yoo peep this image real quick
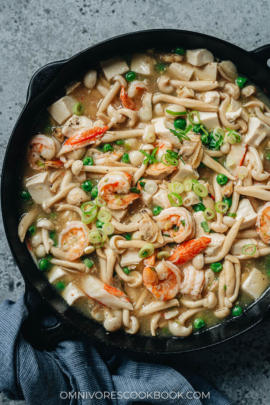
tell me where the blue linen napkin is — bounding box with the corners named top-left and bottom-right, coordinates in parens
top-left (0, 296), bottom-right (232, 405)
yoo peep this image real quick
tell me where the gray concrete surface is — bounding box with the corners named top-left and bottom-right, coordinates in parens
top-left (1, 0), bottom-right (270, 404)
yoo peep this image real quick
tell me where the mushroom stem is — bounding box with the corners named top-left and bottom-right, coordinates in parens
top-left (202, 152), bottom-right (236, 180)
top-left (101, 129), bottom-right (144, 143)
top-left (152, 94), bottom-right (219, 112)
top-left (234, 186), bottom-right (270, 200)
top-left (171, 80), bottom-right (219, 91)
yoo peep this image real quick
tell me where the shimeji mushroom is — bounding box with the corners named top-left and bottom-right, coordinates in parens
top-left (103, 309), bottom-right (122, 332)
top-left (214, 255), bottom-right (241, 318)
top-left (211, 175), bottom-right (228, 233)
top-left (37, 218), bottom-right (55, 254)
top-left (115, 263), bottom-right (142, 288)
top-left (152, 93), bottom-right (219, 112)
top-left (18, 210), bottom-right (37, 242)
top-left (123, 309), bottom-right (140, 335)
top-left (168, 308), bottom-right (204, 337)
top-left (180, 292), bottom-right (217, 309)
top-left (219, 93), bottom-right (240, 130)
top-left (248, 146), bottom-right (269, 181)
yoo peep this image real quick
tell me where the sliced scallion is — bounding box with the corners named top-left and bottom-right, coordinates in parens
top-left (166, 109), bottom-right (187, 116)
top-left (241, 244), bottom-right (256, 256)
top-left (193, 183), bottom-right (208, 197)
top-left (102, 222), bottom-right (114, 235)
top-left (95, 197), bottom-right (106, 207)
top-left (169, 182), bottom-right (184, 194)
top-left (138, 244), bottom-right (155, 259)
top-left (97, 208), bottom-right (111, 223)
top-left (157, 251), bottom-right (170, 260)
top-left (167, 192), bottom-right (183, 207)
top-left (80, 201), bottom-right (96, 214)
top-left (204, 208), bottom-right (215, 220)
top-left (89, 231), bottom-right (102, 244)
top-left (161, 154), bottom-right (178, 166)
top-left (82, 207), bottom-right (97, 224)
top-left (215, 201), bottom-right (229, 213)
top-left (183, 179), bottom-right (193, 191)
top-left (227, 213), bottom-right (237, 218)
top-left (201, 221), bottom-right (210, 233)
top-left (188, 110), bottom-right (200, 125)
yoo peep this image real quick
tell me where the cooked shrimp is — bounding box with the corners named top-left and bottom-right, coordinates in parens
top-left (59, 221), bottom-right (89, 261)
top-left (169, 236), bottom-right (211, 265)
top-left (143, 259), bottom-right (182, 301)
top-left (92, 150), bottom-right (123, 165)
top-left (180, 265), bottom-right (205, 299)
top-left (27, 135), bottom-right (62, 170)
top-left (98, 172), bottom-right (140, 209)
top-left (146, 140), bottom-right (177, 178)
top-left (120, 86), bottom-right (135, 110)
top-left (256, 202), bottom-right (270, 243)
top-left (82, 275), bottom-right (133, 310)
top-left (155, 207), bottom-right (194, 243)
top-left (57, 126), bottom-right (108, 156)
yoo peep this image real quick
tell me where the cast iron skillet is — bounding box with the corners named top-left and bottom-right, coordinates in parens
top-left (2, 29), bottom-right (270, 354)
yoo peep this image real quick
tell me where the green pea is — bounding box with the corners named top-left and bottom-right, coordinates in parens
top-left (82, 157), bottom-right (94, 166)
top-left (21, 190), bottom-right (31, 201)
top-left (223, 197), bottom-right (232, 207)
top-left (235, 77), bottom-right (247, 88)
top-left (216, 174), bottom-right (228, 186)
top-left (155, 63), bottom-right (167, 72)
top-left (139, 181), bottom-right (146, 187)
top-left (38, 258), bottom-right (50, 271)
top-left (201, 134), bottom-right (209, 145)
top-left (81, 180), bottom-right (93, 192)
top-left (122, 267), bottom-right (130, 275)
top-left (193, 203), bottom-right (206, 212)
top-left (91, 186), bottom-right (98, 199)
top-left (83, 258), bottom-right (94, 268)
top-left (124, 234), bottom-right (132, 241)
top-left (153, 206), bottom-right (163, 216)
top-left (210, 262), bottom-right (223, 273)
top-left (232, 305), bottom-right (242, 316)
top-left (122, 153), bottom-right (130, 163)
top-left (174, 118), bottom-right (186, 130)
top-left (115, 139), bottom-right (124, 145)
top-left (73, 102), bottom-right (84, 116)
top-left (28, 225), bottom-right (36, 236)
top-left (56, 281), bottom-right (66, 291)
top-left (96, 220), bottom-right (104, 229)
top-left (194, 318), bottom-right (205, 330)
top-left (175, 47), bottom-right (185, 55)
top-left (125, 71), bottom-right (136, 82)
top-left (103, 143), bottom-right (113, 152)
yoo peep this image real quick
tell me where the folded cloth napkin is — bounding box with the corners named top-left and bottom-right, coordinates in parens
top-left (0, 296), bottom-right (232, 405)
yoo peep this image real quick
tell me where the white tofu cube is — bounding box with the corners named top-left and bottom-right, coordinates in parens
top-left (235, 199), bottom-right (257, 230)
top-left (140, 189), bottom-right (153, 206)
top-left (186, 49), bottom-right (214, 66)
top-left (48, 266), bottom-right (68, 284)
top-left (62, 282), bottom-right (85, 305)
top-left (170, 161), bottom-right (199, 183)
top-left (245, 117), bottom-right (270, 146)
top-left (100, 57), bottom-right (129, 81)
top-left (120, 249), bottom-right (142, 267)
top-left (192, 112), bottom-right (220, 131)
top-left (204, 234), bottom-right (225, 256)
top-left (194, 63), bottom-right (217, 80)
top-left (47, 96), bottom-right (76, 124)
top-left (26, 172), bottom-right (53, 204)
top-left (153, 188), bottom-right (171, 209)
top-left (242, 268), bottom-right (268, 300)
top-left (62, 114), bottom-right (93, 137)
top-left (154, 117), bottom-right (181, 148)
top-left (204, 91), bottom-right (220, 106)
top-left (193, 211), bottom-right (211, 238)
top-left (225, 144), bottom-right (247, 176)
top-left (168, 62), bottom-right (194, 81)
top-left (110, 209), bottom-right (127, 222)
top-left (131, 53), bottom-right (153, 75)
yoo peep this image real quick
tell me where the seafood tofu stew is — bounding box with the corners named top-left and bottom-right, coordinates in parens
top-left (19, 48), bottom-right (270, 337)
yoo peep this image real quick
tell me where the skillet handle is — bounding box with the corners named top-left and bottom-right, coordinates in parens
top-left (22, 281), bottom-right (79, 350)
top-left (251, 44), bottom-right (270, 66)
top-left (26, 60), bottom-right (66, 103)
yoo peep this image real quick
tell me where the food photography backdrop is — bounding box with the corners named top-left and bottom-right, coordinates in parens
top-left (0, 0), bottom-right (270, 404)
